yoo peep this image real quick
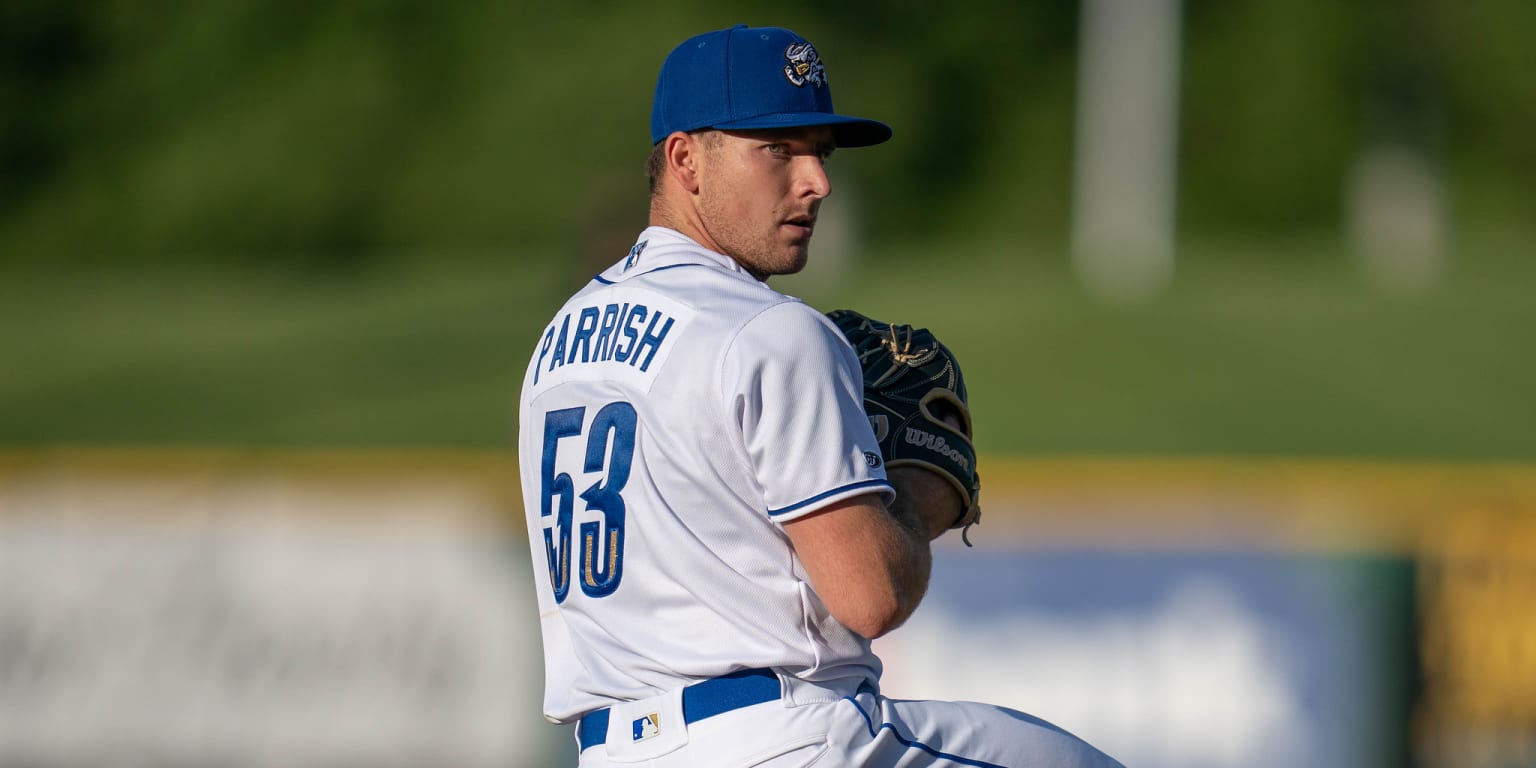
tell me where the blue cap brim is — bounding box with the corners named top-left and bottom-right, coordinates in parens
top-left (710, 113), bottom-right (893, 148)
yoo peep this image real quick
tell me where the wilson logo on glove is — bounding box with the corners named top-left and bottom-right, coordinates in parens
top-left (903, 428), bottom-right (970, 472)
top-left (825, 308), bottom-right (982, 544)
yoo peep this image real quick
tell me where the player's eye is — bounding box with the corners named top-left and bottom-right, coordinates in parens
top-left (765, 143), bottom-right (787, 155)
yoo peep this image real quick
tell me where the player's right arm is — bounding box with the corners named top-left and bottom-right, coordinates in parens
top-left (726, 302), bottom-right (961, 640)
top-left (782, 450), bottom-right (964, 639)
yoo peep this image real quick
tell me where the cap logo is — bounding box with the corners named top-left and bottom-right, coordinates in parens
top-left (782, 42), bottom-right (826, 88)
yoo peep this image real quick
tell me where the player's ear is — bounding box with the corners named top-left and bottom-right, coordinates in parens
top-left (664, 131), bottom-right (702, 194)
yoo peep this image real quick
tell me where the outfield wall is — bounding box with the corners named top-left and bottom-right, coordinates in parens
top-left (1, 451), bottom-right (1531, 767)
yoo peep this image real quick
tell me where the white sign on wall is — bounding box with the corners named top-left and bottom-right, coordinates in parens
top-left (0, 466), bottom-right (557, 767)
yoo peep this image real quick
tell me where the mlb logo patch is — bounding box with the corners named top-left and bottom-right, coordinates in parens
top-left (624, 240), bottom-right (648, 271)
top-left (632, 712), bottom-right (661, 742)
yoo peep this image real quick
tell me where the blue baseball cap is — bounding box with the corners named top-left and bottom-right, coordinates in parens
top-left (650, 25), bottom-right (892, 148)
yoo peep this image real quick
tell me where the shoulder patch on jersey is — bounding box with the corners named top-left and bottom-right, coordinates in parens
top-left (864, 451), bottom-right (882, 469)
top-left (624, 240), bottom-right (648, 271)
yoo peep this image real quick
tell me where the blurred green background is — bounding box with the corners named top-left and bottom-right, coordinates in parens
top-left (2, 0), bottom-right (1533, 457)
top-left (4, 5), bottom-right (1535, 767)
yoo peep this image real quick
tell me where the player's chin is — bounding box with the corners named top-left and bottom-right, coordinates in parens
top-left (775, 242), bottom-right (811, 275)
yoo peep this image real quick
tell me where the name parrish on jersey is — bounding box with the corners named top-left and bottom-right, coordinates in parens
top-left (535, 302), bottom-right (677, 385)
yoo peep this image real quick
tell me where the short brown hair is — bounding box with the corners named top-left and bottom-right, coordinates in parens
top-left (646, 141), bottom-right (666, 195)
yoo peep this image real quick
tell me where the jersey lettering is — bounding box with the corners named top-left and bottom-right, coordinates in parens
top-left (539, 402), bottom-right (638, 603)
top-left (613, 305), bottom-right (646, 363)
top-left (540, 408), bottom-right (584, 603)
top-left (578, 402), bottom-right (636, 597)
top-left (631, 313), bottom-right (675, 371)
top-left (594, 303), bottom-right (623, 361)
top-left (530, 295), bottom-right (692, 392)
top-left (547, 315), bottom-right (571, 375)
top-left (570, 307), bottom-right (602, 364)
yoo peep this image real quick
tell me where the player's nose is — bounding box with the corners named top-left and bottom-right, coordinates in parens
top-left (796, 156), bottom-right (831, 200)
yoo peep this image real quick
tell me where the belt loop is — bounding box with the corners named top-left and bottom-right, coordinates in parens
top-left (578, 708), bottom-right (611, 752)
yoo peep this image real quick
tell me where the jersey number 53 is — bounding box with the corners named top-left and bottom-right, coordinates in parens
top-left (540, 402), bottom-right (637, 603)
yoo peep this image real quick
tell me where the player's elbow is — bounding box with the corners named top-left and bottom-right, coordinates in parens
top-left (782, 494), bottom-right (932, 640)
top-left (819, 537), bottom-right (931, 639)
top-left (856, 608), bottom-right (911, 640)
top-left (830, 587), bottom-right (914, 640)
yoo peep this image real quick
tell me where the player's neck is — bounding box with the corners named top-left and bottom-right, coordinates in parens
top-left (649, 197), bottom-right (727, 262)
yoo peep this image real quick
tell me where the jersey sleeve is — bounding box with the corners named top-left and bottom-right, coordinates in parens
top-left (721, 301), bottom-right (894, 523)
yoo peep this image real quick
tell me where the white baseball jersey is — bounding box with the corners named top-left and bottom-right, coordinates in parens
top-left (517, 226), bottom-right (894, 724)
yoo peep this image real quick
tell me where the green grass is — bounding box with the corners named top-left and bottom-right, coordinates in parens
top-left (0, 257), bottom-right (572, 447)
top-left (780, 233), bottom-right (1535, 460)
top-left (2, 236), bottom-right (1532, 459)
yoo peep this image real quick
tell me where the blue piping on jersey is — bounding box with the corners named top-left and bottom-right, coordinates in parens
top-left (839, 695), bottom-right (1009, 768)
top-left (766, 479), bottom-right (894, 517)
top-left (593, 262), bottom-right (711, 285)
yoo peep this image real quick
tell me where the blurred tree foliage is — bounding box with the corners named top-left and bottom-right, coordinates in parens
top-left (0, 0), bottom-right (1531, 268)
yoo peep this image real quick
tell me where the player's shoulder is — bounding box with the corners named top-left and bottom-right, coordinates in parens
top-left (737, 298), bottom-right (838, 338)
top-left (726, 299), bottom-right (854, 376)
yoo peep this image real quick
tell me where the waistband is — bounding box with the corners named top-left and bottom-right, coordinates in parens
top-left (578, 668), bottom-right (781, 752)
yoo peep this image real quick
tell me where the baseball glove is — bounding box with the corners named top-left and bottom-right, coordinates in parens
top-left (826, 309), bottom-right (981, 543)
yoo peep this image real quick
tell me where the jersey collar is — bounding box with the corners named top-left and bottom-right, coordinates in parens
top-left (596, 227), bottom-right (760, 284)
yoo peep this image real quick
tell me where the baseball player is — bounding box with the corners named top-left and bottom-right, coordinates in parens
top-left (518, 24), bottom-right (1123, 767)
